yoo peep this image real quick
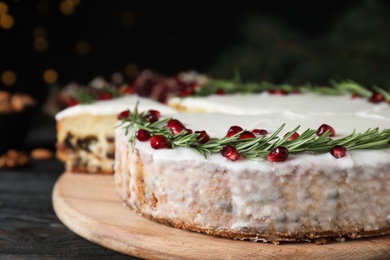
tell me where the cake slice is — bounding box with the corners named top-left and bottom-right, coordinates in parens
top-left (55, 95), bottom-right (176, 173)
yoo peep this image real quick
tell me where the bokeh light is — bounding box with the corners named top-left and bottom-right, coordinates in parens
top-left (34, 37), bottom-right (49, 52)
top-left (75, 40), bottom-right (90, 55)
top-left (43, 69), bottom-right (58, 84)
top-left (60, 1), bottom-right (74, 15)
top-left (0, 1), bottom-right (8, 15)
top-left (33, 27), bottom-right (47, 38)
top-left (121, 12), bottom-right (135, 27)
top-left (0, 13), bottom-right (14, 29)
top-left (1, 70), bottom-right (17, 86)
top-left (124, 64), bottom-right (138, 78)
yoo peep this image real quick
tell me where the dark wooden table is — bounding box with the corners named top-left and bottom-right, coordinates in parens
top-left (0, 159), bottom-right (142, 260)
top-left (0, 112), bottom-right (140, 259)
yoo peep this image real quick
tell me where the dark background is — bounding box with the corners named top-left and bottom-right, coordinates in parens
top-left (1, 0), bottom-right (390, 106)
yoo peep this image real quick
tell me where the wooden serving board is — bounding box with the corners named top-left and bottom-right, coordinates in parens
top-left (52, 172), bottom-right (390, 260)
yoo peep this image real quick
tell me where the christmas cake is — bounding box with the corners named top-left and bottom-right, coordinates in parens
top-left (115, 89), bottom-right (390, 243)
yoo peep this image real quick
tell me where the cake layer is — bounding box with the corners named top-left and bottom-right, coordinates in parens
top-left (115, 93), bottom-right (390, 242)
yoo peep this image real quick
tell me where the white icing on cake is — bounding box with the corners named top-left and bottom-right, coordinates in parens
top-left (169, 92), bottom-right (390, 118)
top-left (55, 95), bottom-right (177, 120)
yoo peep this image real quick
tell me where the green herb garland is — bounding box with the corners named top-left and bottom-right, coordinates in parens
top-left (118, 104), bottom-right (390, 161)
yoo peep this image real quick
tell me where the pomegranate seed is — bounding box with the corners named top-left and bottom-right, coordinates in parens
top-left (215, 89), bottom-right (225, 95)
top-left (284, 131), bottom-right (300, 141)
top-left (179, 88), bottom-right (195, 97)
top-left (267, 146), bottom-right (289, 162)
top-left (183, 128), bottom-right (193, 135)
top-left (122, 86), bottom-right (134, 94)
top-left (136, 129), bottom-right (151, 141)
top-left (66, 98), bottom-right (79, 107)
top-left (351, 93), bottom-right (359, 99)
top-left (179, 83), bottom-right (197, 97)
top-left (239, 131), bottom-right (256, 139)
top-left (167, 119), bottom-right (187, 135)
top-left (226, 125), bottom-right (243, 137)
top-left (144, 111), bottom-right (160, 123)
top-left (148, 109), bottom-right (161, 118)
top-left (167, 119), bottom-right (185, 129)
top-left (221, 145), bottom-right (240, 161)
top-left (251, 129), bottom-right (268, 135)
top-left (268, 89), bottom-right (288, 95)
top-left (369, 92), bottom-right (384, 103)
top-left (195, 130), bottom-right (210, 143)
top-left (330, 145), bottom-right (347, 158)
top-left (316, 124), bottom-right (336, 137)
top-left (150, 135), bottom-right (169, 149)
top-left (117, 110), bottom-right (130, 120)
top-left (98, 92), bottom-right (112, 100)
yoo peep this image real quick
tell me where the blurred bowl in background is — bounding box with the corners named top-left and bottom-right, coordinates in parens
top-left (0, 91), bottom-right (36, 155)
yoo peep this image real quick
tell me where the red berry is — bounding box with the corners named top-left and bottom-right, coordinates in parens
top-left (179, 83), bottom-right (197, 97)
top-left (167, 119), bottom-right (187, 135)
top-left (351, 93), bottom-right (360, 99)
top-left (239, 131), bottom-right (256, 139)
top-left (195, 130), bottom-right (210, 143)
top-left (179, 88), bottom-right (195, 97)
top-left (117, 110), bottom-right (130, 120)
top-left (268, 89), bottom-right (288, 95)
top-left (221, 145), bottom-right (240, 161)
top-left (284, 131), bottom-right (300, 141)
top-left (136, 129), bottom-right (151, 141)
top-left (145, 110), bottom-right (160, 123)
top-left (330, 145), bottom-right (347, 158)
top-left (148, 109), bottom-right (161, 118)
top-left (316, 124), bottom-right (336, 137)
top-left (183, 128), bottom-right (193, 135)
top-left (150, 135), bottom-right (169, 149)
top-left (66, 98), bottom-right (79, 107)
top-left (368, 92), bottom-right (384, 103)
top-left (215, 89), bottom-right (225, 95)
top-left (122, 86), bottom-right (134, 94)
top-left (251, 129), bottom-right (268, 135)
top-left (167, 119), bottom-right (185, 129)
top-left (267, 146), bottom-right (289, 162)
top-left (226, 125), bottom-right (243, 137)
top-left (98, 92), bottom-right (112, 100)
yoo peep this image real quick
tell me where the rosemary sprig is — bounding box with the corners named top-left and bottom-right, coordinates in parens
top-left (121, 108), bottom-right (390, 160)
top-left (75, 85), bottom-right (124, 104)
top-left (193, 75), bottom-right (390, 100)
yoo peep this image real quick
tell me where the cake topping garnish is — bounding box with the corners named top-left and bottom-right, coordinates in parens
top-left (284, 131), bottom-right (300, 141)
top-left (117, 109), bottom-right (130, 120)
top-left (136, 129), bottom-right (151, 141)
top-left (239, 131), bottom-right (256, 139)
top-left (221, 145), bottom-right (240, 161)
top-left (316, 124), bottom-right (336, 137)
top-left (226, 126), bottom-right (243, 138)
top-left (118, 104), bottom-right (390, 162)
top-left (150, 135), bottom-right (169, 149)
top-left (267, 146), bottom-right (289, 162)
top-left (195, 130), bottom-right (210, 144)
top-left (251, 129), bottom-right (268, 135)
top-left (330, 145), bottom-right (347, 159)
